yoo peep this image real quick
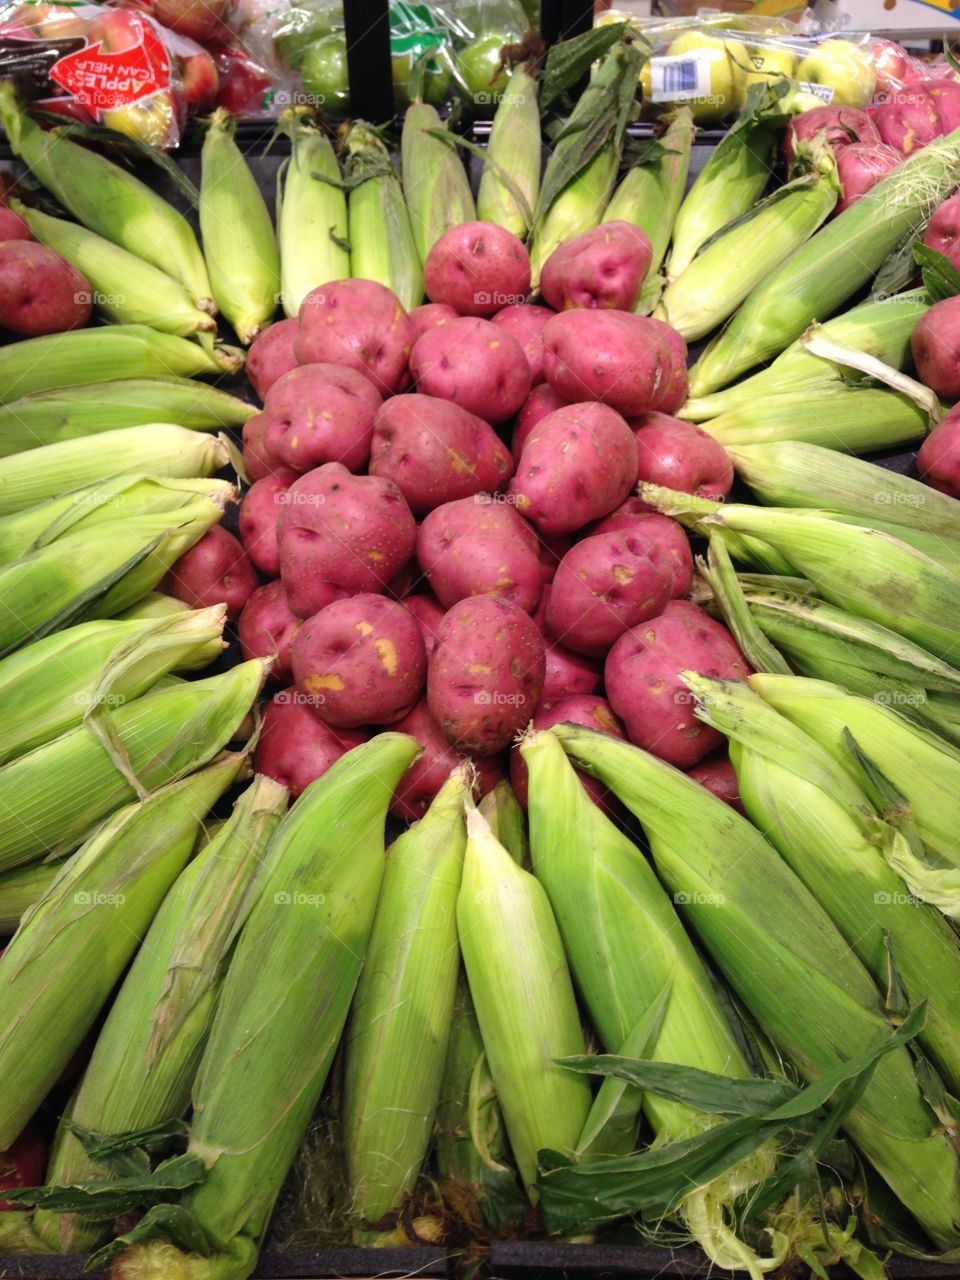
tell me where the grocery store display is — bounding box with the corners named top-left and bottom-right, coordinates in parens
top-left (3, 17), bottom-right (960, 1280)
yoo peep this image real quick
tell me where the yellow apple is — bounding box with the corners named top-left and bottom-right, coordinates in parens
top-left (640, 32), bottom-right (747, 121)
top-left (742, 43), bottom-right (798, 91)
top-left (796, 39), bottom-right (876, 109)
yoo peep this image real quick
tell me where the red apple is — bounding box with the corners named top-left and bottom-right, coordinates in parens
top-left (153, 0), bottom-right (227, 42)
top-left (213, 41), bottom-right (273, 115)
top-left (181, 49), bottom-right (219, 108)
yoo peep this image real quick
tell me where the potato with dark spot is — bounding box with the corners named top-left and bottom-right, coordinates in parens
top-left (591, 504), bottom-right (693, 599)
top-left (417, 495), bottom-right (543, 613)
top-left (410, 316), bottom-right (531, 424)
top-left (540, 221), bottom-right (652, 312)
top-left (262, 363), bottom-right (382, 474)
top-left (295, 279), bottom-right (414, 395)
top-left (389, 697), bottom-right (502, 822)
top-left (291, 593), bottom-right (427, 728)
top-left (238, 580), bottom-right (301, 682)
top-left (247, 317), bottom-right (299, 401)
top-left (254, 689), bottom-right (368, 797)
top-left (509, 693), bottom-right (624, 808)
top-left (423, 221), bottom-right (531, 317)
top-left (238, 467), bottom-right (298, 577)
top-left (428, 596), bottom-right (545, 754)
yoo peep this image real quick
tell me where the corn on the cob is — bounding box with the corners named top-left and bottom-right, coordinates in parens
top-left (478, 778), bottom-right (528, 866)
top-left (12, 202), bottom-right (215, 338)
top-left (603, 109), bottom-right (695, 314)
top-left (699, 386), bottom-right (928, 451)
top-left (108, 735), bottom-right (419, 1279)
top-left (118, 594), bottom-right (225, 670)
top-left (0, 379), bottom-right (254, 455)
top-left (0, 752), bottom-right (243, 1149)
top-left (278, 114), bottom-right (349, 318)
top-left (0, 425), bottom-right (228, 517)
top-left (0, 861), bottom-right (58, 934)
top-left (523, 730), bottom-right (785, 1273)
top-left (344, 766), bottom-right (469, 1238)
top-left (477, 67), bottom-right (541, 242)
top-left (401, 104), bottom-right (477, 264)
top-left (681, 290), bottom-right (930, 421)
top-left (0, 86), bottom-right (211, 310)
top-left (530, 143), bottom-right (619, 288)
top-left (687, 673), bottom-right (960, 1095)
top-left (666, 120), bottom-right (776, 281)
top-left (0, 606), bottom-right (226, 766)
top-left (689, 126), bottom-right (960, 397)
top-left (200, 111), bottom-right (280, 344)
top-left (344, 123), bottom-right (423, 312)
top-left (0, 659), bottom-right (265, 874)
top-left (552, 722), bottom-right (960, 1250)
top-left (457, 803), bottom-right (591, 1200)
top-left (32, 774), bottom-right (287, 1253)
top-left (0, 327), bottom-right (242, 404)
top-left (0, 476), bottom-right (235, 566)
top-left (657, 166), bottom-right (838, 342)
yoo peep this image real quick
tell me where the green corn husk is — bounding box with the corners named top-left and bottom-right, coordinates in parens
top-left (457, 803), bottom-right (591, 1200)
top-left (401, 103), bottom-right (476, 264)
top-left (0, 327), bottom-right (243, 404)
top-left (0, 86), bottom-right (211, 310)
top-left (687, 674), bottom-right (960, 1096)
top-left (0, 500), bottom-right (225, 656)
top-left (344, 123), bottom-right (423, 312)
top-left (0, 752), bottom-right (243, 1149)
top-left (0, 379), bottom-right (254, 455)
top-left (32, 774), bottom-right (288, 1254)
top-left (666, 120), bottom-right (777, 281)
top-left (688, 126), bottom-right (960, 397)
top-left (0, 425), bottom-right (228, 517)
top-left (12, 202), bottom-right (215, 338)
top-left (478, 778), bottom-right (528, 867)
top-left (523, 730), bottom-right (788, 1274)
top-left (0, 605), bottom-right (226, 766)
top-left (434, 974), bottom-right (504, 1188)
top-left (0, 476), bottom-right (235, 565)
top-left (656, 164), bottom-right (838, 342)
top-left (201, 111), bottom-right (280, 345)
top-left (0, 861), bottom-right (59, 934)
top-left (476, 66), bottom-right (541, 241)
top-left (278, 114), bottom-right (349, 318)
top-left (530, 141), bottom-right (618, 292)
top-left (343, 766), bottom-right (469, 1239)
top-left (108, 735), bottom-right (420, 1280)
top-left (553, 723), bottom-right (960, 1251)
top-left (681, 290), bottom-right (930, 421)
top-left (118, 594), bottom-right (225, 670)
top-left (603, 108), bottom-right (695, 314)
top-left (699, 386), bottom-right (928, 451)
top-left (0, 659), bottom-right (265, 874)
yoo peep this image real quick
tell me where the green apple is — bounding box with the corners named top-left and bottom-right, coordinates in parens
top-left (392, 49), bottom-right (451, 108)
top-left (797, 39), bottom-right (876, 109)
top-left (640, 32), bottom-right (747, 121)
top-left (456, 31), bottom-right (512, 108)
top-left (301, 33), bottom-right (350, 113)
top-left (742, 43), bottom-right (798, 91)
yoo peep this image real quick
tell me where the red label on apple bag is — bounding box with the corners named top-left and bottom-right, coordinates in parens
top-left (49, 13), bottom-right (169, 110)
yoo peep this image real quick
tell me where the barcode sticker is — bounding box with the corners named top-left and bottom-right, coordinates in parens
top-left (648, 51), bottom-right (715, 102)
top-left (798, 80), bottom-right (835, 103)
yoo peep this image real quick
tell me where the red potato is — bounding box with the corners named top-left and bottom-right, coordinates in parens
top-left (545, 529), bottom-right (673, 657)
top-left (688, 751), bottom-right (744, 815)
top-left (539, 221), bottom-right (653, 313)
top-left (162, 526), bottom-right (257, 621)
top-left (262, 363), bottom-right (382, 474)
top-left (254, 689), bottom-right (368, 798)
top-left (276, 463), bottom-right (417, 618)
top-left (408, 302), bottom-right (458, 341)
top-left (542, 310), bottom-right (688, 417)
top-left (368, 393), bottom-right (513, 514)
top-left (835, 143), bottom-right (901, 213)
top-left (632, 412), bottom-right (734, 501)
top-left (491, 303), bottom-right (553, 384)
top-left (922, 78), bottom-right (960, 132)
top-left (924, 193), bottom-right (960, 271)
top-left (512, 384), bottom-right (569, 462)
top-left (591, 504), bottom-right (693, 599)
top-left (917, 408), bottom-right (960, 497)
top-left (402, 593), bottom-right (446, 658)
top-left (534, 584), bottom-right (603, 701)
top-left (509, 694), bottom-right (624, 810)
top-left (291, 593), bottom-right (427, 728)
top-left (0, 1123), bottom-right (46, 1210)
top-left (247, 316), bottom-right (299, 401)
top-left (536, 532), bottom-right (573, 586)
top-left (409, 317), bottom-right (531, 425)
top-left (912, 296), bottom-right (960, 398)
top-left (0, 207), bottom-right (30, 242)
top-left (242, 413), bottom-right (284, 482)
top-left (508, 401), bottom-right (638, 536)
top-left (0, 241), bottom-right (91, 336)
top-left (604, 600), bottom-right (751, 769)
top-left (428, 596), bottom-right (545, 755)
top-left (423, 220), bottom-right (531, 317)
top-left (784, 105), bottom-right (880, 162)
top-left (389, 697), bottom-right (502, 822)
top-left (238, 468), bottom-right (299, 577)
top-left (237, 579), bottom-right (301, 683)
top-left (295, 279), bottom-right (414, 396)
top-left (417, 496), bottom-right (543, 614)
top-left (874, 94), bottom-right (940, 154)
